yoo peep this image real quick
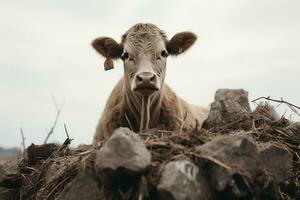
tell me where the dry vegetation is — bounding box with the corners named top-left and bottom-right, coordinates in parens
top-left (0, 93), bottom-right (299, 200)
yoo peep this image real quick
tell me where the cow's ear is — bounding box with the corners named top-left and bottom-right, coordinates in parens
top-left (166, 32), bottom-right (197, 56)
top-left (91, 37), bottom-right (123, 59)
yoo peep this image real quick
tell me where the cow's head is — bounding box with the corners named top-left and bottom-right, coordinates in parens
top-left (92, 23), bottom-right (197, 97)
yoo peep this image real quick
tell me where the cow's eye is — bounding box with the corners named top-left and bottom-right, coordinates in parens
top-left (161, 50), bottom-right (169, 58)
top-left (121, 52), bottom-right (129, 61)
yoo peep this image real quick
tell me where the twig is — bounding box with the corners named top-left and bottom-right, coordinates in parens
top-left (252, 119), bottom-right (257, 132)
top-left (51, 94), bottom-right (59, 112)
top-left (20, 128), bottom-right (26, 158)
top-left (61, 123), bottom-right (73, 148)
top-left (138, 193), bottom-right (143, 200)
top-left (252, 96), bottom-right (300, 114)
top-left (64, 123), bottom-right (70, 139)
top-left (45, 176), bottom-right (70, 199)
top-left (44, 96), bottom-right (64, 144)
top-left (138, 175), bottom-right (147, 200)
top-left (295, 152), bottom-right (300, 161)
top-left (194, 119), bottom-right (200, 131)
top-left (125, 112), bottom-right (133, 131)
top-left (179, 111), bottom-right (188, 133)
top-left (196, 154), bottom-right (232, 170)
top-left (287, 103), bottom-right (300, 117)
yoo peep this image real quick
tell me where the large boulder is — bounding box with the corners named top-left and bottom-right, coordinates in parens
top-left (196, 135), bottom-right (259, 194)
top-left (203, 89), bottom-right (251, 131)
top-left (94, 127), bottom-right (151, 187)
top-left (196, 134), bottom-right (293, 199)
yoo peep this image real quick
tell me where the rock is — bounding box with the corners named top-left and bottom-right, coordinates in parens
top-left (157, 160), bottom-right (213, 200)
top-left (94, 127), bottom-right (151, 186)
top-left (0, 159), bottom-right (20, 199)
top-left (196, 135), bottom-right (259, 193)
top-left (195, 134), bottom-right (293, 198)
top-left (203, 89), bottom-right (251, 130)
top-left (215, 89), bottom-right (251, 111)
top-left (57, 172), bottom-right (104, 200)
top-left (26, 143), bottom-right (59, 165)
top-left (0, 159), bottom-right (20, 189)
top-left (260, 143), bottom-right (293, 184)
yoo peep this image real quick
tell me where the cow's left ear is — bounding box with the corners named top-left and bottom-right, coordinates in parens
top-left (166, 32), bottom-right (197, 56)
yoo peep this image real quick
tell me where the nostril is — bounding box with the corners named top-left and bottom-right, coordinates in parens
top-left (137, 75), bottom-right (143, 82)
top-left (150, 75), bottom-right (156, 82)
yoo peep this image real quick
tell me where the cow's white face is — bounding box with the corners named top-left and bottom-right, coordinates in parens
top-left (122, 39), bottom-right (168, 96)
top-left (92, 23), bottom-right (197, 98)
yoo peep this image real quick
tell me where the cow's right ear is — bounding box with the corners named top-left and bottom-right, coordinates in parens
top-left (91, 37), bottom-right (123, 59)
top-left (92, 37), bottom-right (123, 70)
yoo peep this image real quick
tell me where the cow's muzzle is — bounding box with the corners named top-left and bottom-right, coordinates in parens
top-left (133, 72), bottom-right (159, 96)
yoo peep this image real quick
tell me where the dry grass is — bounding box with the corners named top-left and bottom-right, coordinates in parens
top-left (1, 104), bottom-right (299, 199)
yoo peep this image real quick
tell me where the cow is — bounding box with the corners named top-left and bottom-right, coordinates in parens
top-left (91, 23), bottom-right (208, 145)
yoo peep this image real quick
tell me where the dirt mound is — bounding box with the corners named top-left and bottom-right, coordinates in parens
top-left (0, 89), bottom-right (299, 200)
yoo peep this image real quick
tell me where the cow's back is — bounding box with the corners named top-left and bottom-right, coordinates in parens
top-left (160, 85), bottom-right (209, 131)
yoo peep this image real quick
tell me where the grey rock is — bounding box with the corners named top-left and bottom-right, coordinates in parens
top-left (0, 159), bottom-right (19, 181)
top-left (260, 143), bottom-right (293, 184)
top-left (0, 159), bottom-right (20, 199)
top-left (203, 89), bottom-right (251, 130)
top-left (157, 160), bottom-right (212, 200)
top-left (214, 89), bottom-right (251, 111)
top-left (94, 127), bottom-right (151, 186)
top-left (195, 134), bottom-right (293, 198)
top-left (196, 135), bottom-right (259, 192)
top-left (57, 172), bottom-right (104, 200)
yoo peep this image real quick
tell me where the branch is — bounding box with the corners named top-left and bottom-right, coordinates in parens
top-left (61, 123), bottom-right (73, 148)
top-left (64, 123), bottom-right (70, 139)
top-left (44, 96), bottom-right (64, 144)
top-left (20, 128), bottom-right (26, 158)
top-left (252, 96), bottom-right (300, 117)
top-left (179, 111), bottom-right (188, 133)
top-left (51, 94), bottom-right (59, 112)
top-left (125, 112), bottom-right (133, 131)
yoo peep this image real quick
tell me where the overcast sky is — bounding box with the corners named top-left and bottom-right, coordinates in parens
top-left (1, 0), bottom-right (299, 148)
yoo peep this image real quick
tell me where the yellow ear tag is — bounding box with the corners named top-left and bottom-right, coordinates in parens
top-left (104, 58), bottom-right (114, 71)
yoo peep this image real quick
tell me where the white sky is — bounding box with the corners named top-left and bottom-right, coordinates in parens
top-left (0, 0), bottom-right (299, 148)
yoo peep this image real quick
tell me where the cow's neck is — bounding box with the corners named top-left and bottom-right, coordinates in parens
top-left (124, 83), bottom-right (162, 132)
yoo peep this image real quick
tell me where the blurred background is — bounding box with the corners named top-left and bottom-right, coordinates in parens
top-left (0, 0), bottom-right (299, 150)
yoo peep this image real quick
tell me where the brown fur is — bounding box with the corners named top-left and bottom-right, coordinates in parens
top-left (93, 78), bottom-right (208, 144)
